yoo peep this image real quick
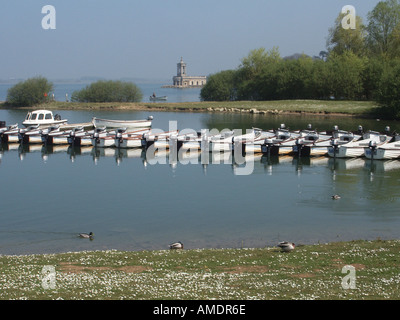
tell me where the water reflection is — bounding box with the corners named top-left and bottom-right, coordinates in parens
top-left (4, 142), bottom-right (400, 178)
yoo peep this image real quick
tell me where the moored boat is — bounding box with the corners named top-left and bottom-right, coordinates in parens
top-left (114, 128), bottom-right (150, 149)
top-left (92, 116), bottom-right (153, 129)
top-left (328, 130), bottom-right (391, 158)
top-left (22, 110), bottom-right (68, 127)
top-left (365, 136), bottom-right (400, 160)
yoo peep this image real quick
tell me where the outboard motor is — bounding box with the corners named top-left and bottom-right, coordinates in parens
top-left (294, 138), bottom-right (305, 157)
top-left (368, 140), bottom-right (377, 160)
top-left (261, 138), bottom-right (274, 156)
top-left (115, 128), bottom-right (126, 148)
top-left (330, 138), bottom-right (340, 158)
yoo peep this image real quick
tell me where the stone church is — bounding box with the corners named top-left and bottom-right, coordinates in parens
top-left (171, 57), bottom-right (207, 88)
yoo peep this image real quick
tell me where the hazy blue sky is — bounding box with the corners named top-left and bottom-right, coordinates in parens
top-left (0, 0), bottom-right (380, 82)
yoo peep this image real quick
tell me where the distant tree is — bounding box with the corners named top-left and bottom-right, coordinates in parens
top-left (361, 57), bottom-right (385, 100)
top-left (71, 80), bottom-right (143, 103)
top-left (6, 76), bottom-right (53, 107)
top-left (375, 58), bottom-right (400, 118)
top-left (310, 59), bottom-right (331, 99)
top-left (366, 0), bottom-right (400, 57)
top-left (275, 55), bottom-right (314, 99)
top-left (325, 51), bottom-right (367, 100)
top-left (235, 47), bottom-right (281, 100)
top-left (200, 70), bottom-right (236, 101)
top-left (327, 12), bottom-right (367, 56)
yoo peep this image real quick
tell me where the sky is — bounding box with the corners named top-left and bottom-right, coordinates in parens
top-left (0, 0), bottom-right (381, 82)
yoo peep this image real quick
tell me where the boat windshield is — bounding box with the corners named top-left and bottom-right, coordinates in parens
top-left (30, 113), bottom-right (37, 120)
top-left (25, 113), bottom-right (31, 120)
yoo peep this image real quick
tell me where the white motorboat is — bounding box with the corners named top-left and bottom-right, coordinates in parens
top-left (20, 125), bottom-right (61, 144)
top-left (91, 127), bottom-right (116, 148)
top-left (143, 130), bottom-right (179, 149)
top-left (1, 125), bottom-right (22, 143)
top-left (207, 130), bottom-right (235, 152)
top-left (67, 127), bottom-right (93, 146)
top-left (92, 116), bottom-right (153, 129)
top-left (0, 123), bottom-right (18, 137)
top-left (328, 131), bottom-right (391, 158)
top-left (43, 129), bottom-right (72, 145)
top-left (291, 129), bottom-right (332, 156)
top-left (261, 126), bottom-right (299, 156)
top-left (114, 128), bottom-right (150, 149)
top-left (365, 137), bottom-right (400, 160)
top-left (176, 132), bottom-right (202, 151)
top-left (22, 110), bottom-right (68, 127)
top-left (207, 129), bottom-right (269, 153)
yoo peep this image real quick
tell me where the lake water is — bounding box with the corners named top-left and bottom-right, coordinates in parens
top-left (1, 109), bottom-right (400, 255)
top-left (0, 82), bottom-right (202, 103)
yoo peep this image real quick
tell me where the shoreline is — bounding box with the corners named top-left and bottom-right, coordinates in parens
top-left (0, 99), bottom-right (381, 119)
top-left (0, 239), bottom-right (399, 299)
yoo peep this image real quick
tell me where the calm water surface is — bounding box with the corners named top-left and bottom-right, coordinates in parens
top-left (1, 109), bottom-right (400, 255)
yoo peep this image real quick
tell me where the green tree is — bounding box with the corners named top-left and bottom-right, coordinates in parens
top-left (235, 47), bottom-right (281, 100)
top-left (310, 59), bottom-right (331, 99)
top-left (6, 76), bottom-right (53, 107)
top-left (71, 80), bottom-right (143, 103)
top-left (366, 0), bottom-right (400, 57)
top-left (361, 57), bottom-right (385, 100)
top-left (327, 12), bottom-right (366, 56)
top-left (325, 51), bottom-right (367, 100)
top-left (375, 58), bottom-right (400, 118)
top-left (200, 70), bottom-right (236, 101)
top-left (275, 55), bottom-right (314, 99)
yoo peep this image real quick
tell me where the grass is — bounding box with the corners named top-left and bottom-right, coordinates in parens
top-left (0, 100), bottom-right (380, 117)
top-left (1, 239), bottom-right (399, 300)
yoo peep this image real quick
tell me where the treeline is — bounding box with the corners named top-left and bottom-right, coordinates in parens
top-left (200, 0), bottom-right (400, 119)
top-left (71, 80), bottom-right (143, 103)
top-left (5, 78), bottom-right (143, 107)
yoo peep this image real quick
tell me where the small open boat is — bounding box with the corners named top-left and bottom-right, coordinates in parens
top-left (92, 116), bottom-right (153, 129)
top-left (114, 128), bottom-right (150, 149)
top-left (149, 95), bottom-right (167, 101)
top-left (328, 130), bottom-right (391, 158)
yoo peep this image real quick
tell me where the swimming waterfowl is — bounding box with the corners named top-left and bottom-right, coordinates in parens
top-left (277, 241), bottom-right (295, 252)
top-left (79, 232), bottom-right (94, 239)
top-left (169, 241), bottom-right (184, 250)
top-left (332, 195), bottom-right (341, 200)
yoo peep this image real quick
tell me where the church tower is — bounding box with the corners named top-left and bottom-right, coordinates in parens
top-left (169, 57), bottom-right (207, 88)
top-left (177, 57), bottom-right (186, 77)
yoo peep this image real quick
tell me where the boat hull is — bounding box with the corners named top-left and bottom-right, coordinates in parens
top-left (92, 117), bottom-right (152, 129)
top-left (365, 147), bottom-right (400, 160)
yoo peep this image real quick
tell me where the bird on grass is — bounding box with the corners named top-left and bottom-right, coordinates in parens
top-left (169, 241), bottom-right (184, 250)
top-left (332, 194), bottom-right (341, 200)
top-left (277, 241), bottom-right (295, 252)
top-left (79, 232), bottom-right (94, 240)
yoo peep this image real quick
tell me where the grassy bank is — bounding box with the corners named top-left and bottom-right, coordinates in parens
top-left (0, 100), bottom-right (380, 117)
top-left (1, 239), bottom-right (399, 300)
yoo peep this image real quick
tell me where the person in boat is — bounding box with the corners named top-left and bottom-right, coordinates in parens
top-left (152, 92), bottom-right (156, 98)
